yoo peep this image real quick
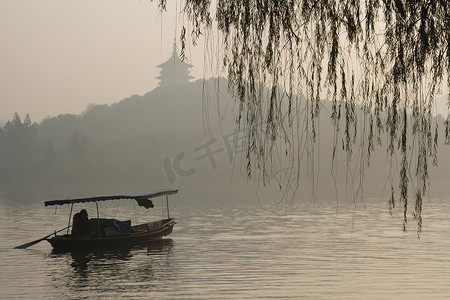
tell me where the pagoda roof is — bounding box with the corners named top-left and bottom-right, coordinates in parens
top-left (156, 42), bottom-right (194, 86)
top-left (157, 43), bottom-right (193, 69)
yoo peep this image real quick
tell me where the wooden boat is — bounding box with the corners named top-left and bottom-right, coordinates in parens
top-left (41, 189), bottom-right (178, 252)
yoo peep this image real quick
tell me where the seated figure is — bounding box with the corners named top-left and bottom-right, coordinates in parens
top-left (72, 209), bottom-right (90, 236)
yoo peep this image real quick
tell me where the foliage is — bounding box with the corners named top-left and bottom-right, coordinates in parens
top-left (0, 81), bottom-right (220, 183)
top-left (0, 113), bottom-right (38, 179)
top-left (157, 0), bottom-right (449, 232)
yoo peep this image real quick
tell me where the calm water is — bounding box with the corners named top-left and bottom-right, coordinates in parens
top-left (1, 181), bottom-right (450, 299)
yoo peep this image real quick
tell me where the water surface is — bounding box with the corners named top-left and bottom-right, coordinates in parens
top-left (1, 182), bottom-right (450, 299)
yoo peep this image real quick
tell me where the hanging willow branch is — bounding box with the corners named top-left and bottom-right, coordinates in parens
top-left (155, 0), bottom-right (449, 233)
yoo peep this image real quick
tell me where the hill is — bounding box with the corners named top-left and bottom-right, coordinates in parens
top-left (1, 44), bottom-right (449, 202)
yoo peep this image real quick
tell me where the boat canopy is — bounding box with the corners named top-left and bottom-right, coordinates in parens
top-left (44, 189), bottom-right (178, 209)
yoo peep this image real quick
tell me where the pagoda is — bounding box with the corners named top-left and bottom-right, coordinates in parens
top-left (156, 42), bottom-right (194, 88)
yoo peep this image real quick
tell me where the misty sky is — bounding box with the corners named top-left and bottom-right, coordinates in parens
top-left (0, 0), bottom-right (205, 123)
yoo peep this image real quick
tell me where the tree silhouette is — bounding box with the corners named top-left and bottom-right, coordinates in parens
top-left (24, 113), bottom-right (32, 127)
top-left (11, 113), bottom-right (22, 128)
top-left (157, 0), bottom-right (449, 232)
top-left (0, 113), bottom-right (38, 179)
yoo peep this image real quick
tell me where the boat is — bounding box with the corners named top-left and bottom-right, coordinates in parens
top-left (30, 189), bottom-right (178, 252)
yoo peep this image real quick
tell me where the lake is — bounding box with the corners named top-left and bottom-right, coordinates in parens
top-left (1, 181), bottom-right (450, 299)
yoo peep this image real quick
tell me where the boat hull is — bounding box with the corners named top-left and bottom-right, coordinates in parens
top-left (47, 218), bottom-right (175, 251)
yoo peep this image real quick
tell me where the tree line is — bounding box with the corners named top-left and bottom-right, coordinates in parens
top-left (0, 112), bottom-right (95, 181)
top-left (0, 80), bottom-right (227, 183)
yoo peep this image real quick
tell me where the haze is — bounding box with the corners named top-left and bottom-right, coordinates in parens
top-left (0, 0), bottom-right (205, 124)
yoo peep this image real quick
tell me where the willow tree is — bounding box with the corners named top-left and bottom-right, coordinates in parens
top-left (156, 0), bottom-right (449, 232)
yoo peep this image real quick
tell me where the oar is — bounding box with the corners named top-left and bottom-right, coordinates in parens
top-left (14, 225), bottom-right (72, 249)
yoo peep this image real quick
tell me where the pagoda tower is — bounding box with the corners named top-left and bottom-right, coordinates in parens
top-left (156, 42), bottom-right (194, 88)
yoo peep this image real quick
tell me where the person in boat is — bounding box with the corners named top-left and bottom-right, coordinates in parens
top-left (72, 209), bottom-right (91, 236)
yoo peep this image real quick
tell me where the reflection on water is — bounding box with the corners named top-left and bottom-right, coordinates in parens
top-left (46, 239), bottom-right (175, 299)
top-left (54, 238), bottom-right (174, 270)
top-left (2, 182), bottom-right (450, 299)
